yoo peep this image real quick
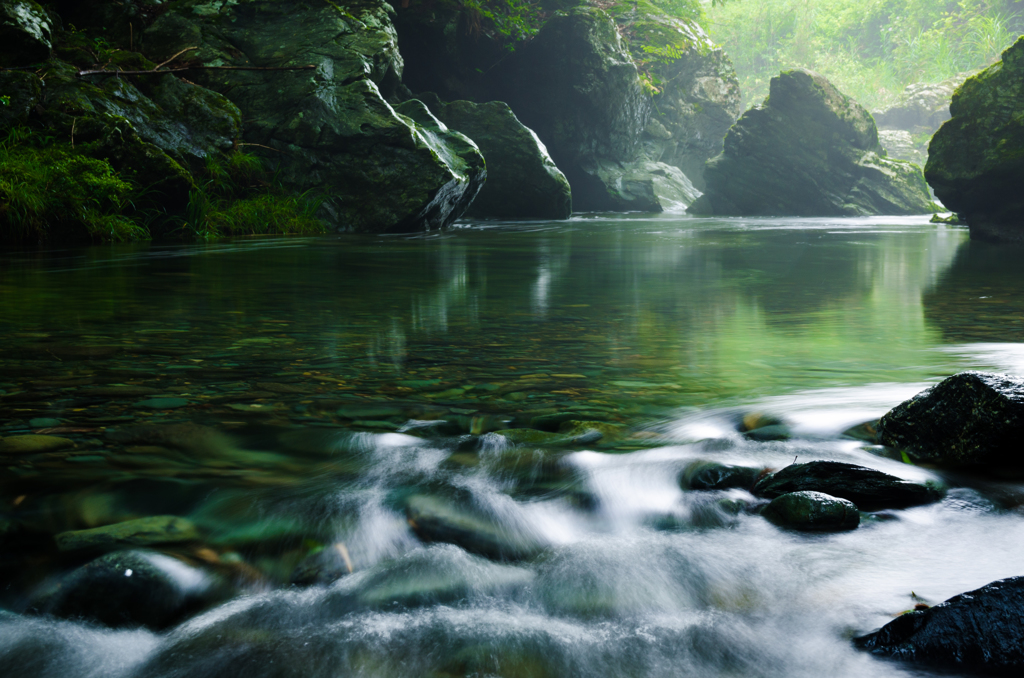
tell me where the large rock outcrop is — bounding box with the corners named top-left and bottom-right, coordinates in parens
top-left (621, 8), bottom-right (741, 191)
top-left (142, 0), bottom-right (485, 233)
top-left (690, 69), bottom-right (936, 217)
top-left (490, 7), bottom-right (651, 211)
top-left (0, 0), bottom-right (52, 66)
top-left (423, 98), bottom-right (572, 219)
top-left (925, 36), bottom-right (1024, 243)
top-left (855, 576), bottom-right (1024, 673)
top-left (879, 371), bottom-right (1024, 472)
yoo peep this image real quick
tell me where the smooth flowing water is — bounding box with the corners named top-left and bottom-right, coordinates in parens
top-left (2, 215), bottom-right (1024, 678)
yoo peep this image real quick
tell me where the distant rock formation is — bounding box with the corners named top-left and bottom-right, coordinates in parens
top-left (690, 69), bottom-right (936, 216)
top-left (926, 36), bottom-right (1024, 242)
top-left (873, 80), bottom-right (958, 166)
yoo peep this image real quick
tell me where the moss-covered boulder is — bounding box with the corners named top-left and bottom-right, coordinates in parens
top-left (0, 0), bottom-right (53, 67)
top-left (491, 7), bottom-right (651, 211)
top-left (925, 37), bottom-right (1024, 243)
top-left (690, 69), bottom-right (936, 216)
top-left (612, 5), bottom-right (741, 191)
top-left (426, 99), bottom-right (572, 220)
top-left (142, 0), bottom-right (486, 233)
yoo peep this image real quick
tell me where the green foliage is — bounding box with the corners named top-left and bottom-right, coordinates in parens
top-left (707, 0), bottom-right (1024, 110)
top-left (179, 151), bottom-right (326, 240)
top-left (0, 127), bottom-right (147, 243)
top-left (400, 0), bottom-right (547, 47)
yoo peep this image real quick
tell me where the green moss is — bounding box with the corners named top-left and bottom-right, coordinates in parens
top-left (0, 128), bottom-right (148, 243)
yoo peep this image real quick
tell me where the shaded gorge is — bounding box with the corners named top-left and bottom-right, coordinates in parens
top-left (2, 215), bottom-right (1023, 678)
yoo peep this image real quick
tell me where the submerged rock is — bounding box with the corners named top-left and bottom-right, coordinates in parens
top-left (0, 434), bottom-right (75, 455)
top-left (0, 0), bottom-right (53, 67)
top-left (926, 36), bottom-right (1024, 242)
top-left (690, 69), bottom-right (936, 217)
top-left (54, 515), bottom-right (201, 552)
top-left (879, 371), bottom-right (1024, 471)
top-left (761, 491), bottom-right (860, 531)
top-left (753, 460), bottom-right (942, 510)
top-left (424, 98), bottom-right (572, 220)
top-left (404, 493), bottom-right (547, 561)
top-left (36, 550), bottom-right (223, 629)
top-left (681, 461), bottom-right (760, 491)
top-left (143, 0), bottom-right (485, 233)
top-left (855, 576), bottom-right (1024, 673)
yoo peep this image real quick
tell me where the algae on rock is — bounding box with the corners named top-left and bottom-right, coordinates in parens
top-left (925, 36), bottom-right (1024, 243)
top-left (690, 69), bottom-right (937, 217)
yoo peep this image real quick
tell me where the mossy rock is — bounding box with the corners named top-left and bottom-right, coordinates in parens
top-left (690, 69), bottom-right (937, 217)
top-left (142, 0), bottom-right (485, 233)
top-left (489, 7), bottom-right (651, 211)
top-left (0, 0), bottom-right (53, 67)
top-left (925, 36), bottom-right (1024, 243)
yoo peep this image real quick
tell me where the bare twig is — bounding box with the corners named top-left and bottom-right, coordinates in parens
top-left (234, 142), bottom-right (290, 155)
top-left (155, 46), bottom-right (199, 71)
top-left (77, 64), bottom-right (316, 77)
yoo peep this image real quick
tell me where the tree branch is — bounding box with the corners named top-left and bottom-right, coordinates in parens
top-left (77, 64), bottom-right (316, 77)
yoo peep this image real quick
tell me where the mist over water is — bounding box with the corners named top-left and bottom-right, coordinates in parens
top-left (2, 215), bottom-right (1022, 677)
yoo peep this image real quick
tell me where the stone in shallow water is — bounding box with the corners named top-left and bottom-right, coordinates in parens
top-left (496, 427), bottom-right (601, 448)
top-left (878, 371), bottom-right (1024, 471)
top-left (753, 460), bottom-right (942, 510)
top-left (54, 515), bottom-right (201, 552)
top-left (0, 434), bottom-right (75, 455)
top-left (28, 418), bottom-right (61, 428)
top-left (405, 494), bottom-right (547, 561)
top-left (36, 550), bottom-right (222, 629)
top-left (761, 491), bottom-right (860, 531)
top-left (854, 576), bottom-right (1024, 673)
top-left (681, 460), bottom-right (760, 491)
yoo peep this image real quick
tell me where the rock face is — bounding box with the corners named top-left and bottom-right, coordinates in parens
top-left (873, 80), bottom-right (956, 165)
top-left (425, 99), bottom-right (572, 220)
top-left (690, 69), bottom-right (936, 217)
top-left (753, 461), bottom-right (942, 510)
top-left (855, 576), bottom-right (1024, 673)
top-left (36, 550), bottom-right (222, 629)
top-left (0, 0), bottom-right (52, 66)
top-left (623, 9), bottom-right (741, 191)
top-left (879, 371), bottom-right (1024, 471)
top-left (142, 0), bottom-right (485, 233)
top-left (491, 8), bottom-right (653, 211)
top-left (926, 37), bottom-right (1024, 243)
top-left (761, 491), bottom-right (860, 531)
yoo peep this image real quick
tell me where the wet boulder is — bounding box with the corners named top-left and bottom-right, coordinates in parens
top-left (143, 0), bottom-right (485, 233)
top-left (0, 0), bottom-right (52, 67)
top-left (35, 550), bottom-right (225, 629)
top-left (491, 7), bottom-right (651, 211)
top-left (879, 371), bottom-right (1024, 471)
top-left (404, 493), bottom-right (547, 562)
top-left (681, 460), bottom-right (759, 491)
top-left (585, 158), bottom-right (700, 212)
top-left (421, 98), bottom-right (572, 220)
top-left (761, 491), bottom-right (860, 531)
top-left (926, 37), bottom-right (1024, 242)
top-left (753, 460), bottom-right (942, 510)
top-left (690, 69), bottom-right (936, 217)
top-left (855, 576), bottom-right (1024, 673)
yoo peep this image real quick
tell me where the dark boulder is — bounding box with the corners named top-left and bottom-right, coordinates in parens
top-left (690, 69), bottom-right (936, 217)
top-left (142, 0), bottom-right (485, 233)
top-left (426, 99), bottom-right (572, 220)
top-left (855, 576), bottom-right (1024, 674)
top-left (879, 371), bottom-right (1024, 471)
top-left (35, 550), bottom-right (225, 629)
top-left (761, 491), bottom-right (860, 531)
top-left (926, 36), bottom-right (1024, 243)
top-left (753, 460), bottom-right (942, 510)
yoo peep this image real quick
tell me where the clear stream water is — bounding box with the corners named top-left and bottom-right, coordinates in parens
top-left (2, 215), bottom-right (1024, 677)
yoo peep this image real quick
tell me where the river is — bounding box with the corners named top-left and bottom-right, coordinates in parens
top-left (2, 214), bottom-right (1024, 677)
